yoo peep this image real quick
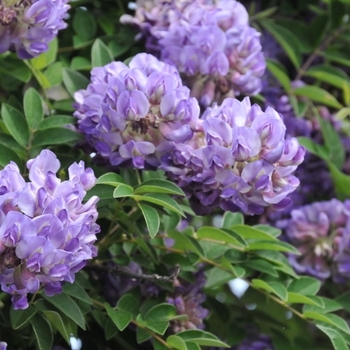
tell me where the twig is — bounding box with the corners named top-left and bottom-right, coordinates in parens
top-left (87, 263), bottom-right (181, 282)
top-left (295, 23), bottom-right (350, 81)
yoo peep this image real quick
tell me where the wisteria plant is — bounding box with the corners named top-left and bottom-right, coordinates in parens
top-left (1, 0), bottom-right (350, 350)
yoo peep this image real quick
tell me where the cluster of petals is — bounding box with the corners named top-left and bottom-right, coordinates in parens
top-left (167, 271), bottom-right (209, 332)
top-left (74, 53), bottom-right (200, 169)
top-left (0, 0), bottom-right (70, 59)
top-left (285, 199), bottom-right (350, 283)
top-left (120, 0), bottom-right (266, 106)
top-left (0, 150), bottom-right (100, 309)
top-left (161, 97), bottom-right (305, 215)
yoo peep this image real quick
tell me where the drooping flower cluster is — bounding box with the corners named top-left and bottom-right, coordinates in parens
top-left (285, 199), bottom-right (350, 283)
top-left (161, 97), bottom-right (305, 215)
top-left (0, 150), bottom-right (100, 309)
top-left (74, 53), bottom-right (200, 169)
top-left (0, 0), bottom-right (70, 59)
top-left (121, 0), bottom-right (266, 106)
top-left (167, 271), bottom-right (209, 332)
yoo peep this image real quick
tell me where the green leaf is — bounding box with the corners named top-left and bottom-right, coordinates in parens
top-left (243, 259), bottom-right (279, 277)
top-left (0, 144), bottom-right (22, 168)
top-left (305, 65), bottom-right (350, 90)
top-left (96, 172), bottom-right (126, 186)
top-left (336, 290), bottom-right (350, 313)
top-left (261, 20), bottom-right (301, 68)
top-left (288, 276), bottom-right (321, 295)
top-left (104, 317), bottom-right (118, 341)
top-left (138, 202), bottom-right (160, 238)
top-left (135, 193), bottom-right (185, 217)
top-left (44, 61), bottom-right (63, 87)
top-left (287, 292), bottom-right (325, 307)
top-left (316, 113), bottom-right (345, 169)
top-left (30, 313), bottom-right (53, 350)
top-left (91, 39), bottom-right (114, 67)
top-left (32, 127), bottom-right (83, 147)
top-left (253, 224), bottom-right (281, 238)
top-left (41, 310), bottom-right (70, 343)
top-left (304, 311), bottom-right (350, 334)
top-left (62, 68), bottom-right (89, 97)
top-left (222, 212), bottom-right (244, 228)
top-left (205, 267), bottom-right (234, 289)
top-left (137, 327), bottom-right (152, 344)
top-left (266, 59), bottom-right (291, 92)
top-left (134, 179), bottom-right (185, 196)
top-left (197, 226), bottom-right (246, 247)
top-left (113, 184), bottom-right (134, 198)
top-left (143, 303), bottom-right (177, 335)
top-left (62, 282), bottom-right (92, 305)
top-left (252, 279), bottom-right (288, 301)
top-left (297, 136), bottom-right (329, 161)
top-left (0, 56), bottom-right (32, 82)
top-left (176, 330), bottom-right (229, 348)
top-left (304, 297), bottom-right (343, 314)
top-left (10, 305), bottom-right (37, 329)
top-left (53, 99), bottom-right (75, 112)
top-left (247, 240), bottom-right (301, 254)
top-left (117, 294), bottom-right (139, 318)
top-left (255, 250), bottom-right (299, 278)
top-left (42, 293), bottom-right (86, 330)
top-left (316, 325), bottom-right (348, 350)
top-left (167, 335), bottom-right (187, 350)
top-left (1, 103), bottom-right (29, 147)
top-left (31, 38), bottom-right (58, 69)
top-left (73, 8), bottom-right (97, 41)
top-left (230, 224), bottom-right (277, 241)
top-left (168, 229), bottom-right (204, 257)
top-left (327, 162), bottom-right (350, 201)
top-left (104, 303), bottom-right (132, 331)
top-left (71, 57), bottom-right (92, 71)
top-left (293, 85), bottom-right (343, 109)
top-left (23, 87), bottom-right (44, 130)
top-left (38, 115), bottom-right (76, 130)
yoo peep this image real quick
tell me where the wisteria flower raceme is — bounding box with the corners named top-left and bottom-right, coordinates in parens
top-left (74, 53), bottom-right (200, 169)
top-left (161, 97), bottom-right (305, 215)
top-left (121, 0), bottom-right (266, 107)
top-left (0, 150), bottom-right (100, 309)
top-left (167, 271), bottom-right (209, 332)
top-left (0, 0), bottom-right (70, 59)
top-left (285, 199), bottom-right (350, 283)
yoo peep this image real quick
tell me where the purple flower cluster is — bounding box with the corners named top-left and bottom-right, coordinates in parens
top-left (0, 0), bottom-right (70, 59)
top-left (167, 271), bottom-right (209, 332)
top-left (121, 0), bottom-right (266, 106)
top-left (233, 334), bottom-right (274, 350)
top-left (74, 53), bottom-right (200, 169)
top-left (0, 150), bottom-right (100, 309)
top-left (285, 199), bottom-right (350, 283)
top-left (162, 97), bottom-right (305, 215)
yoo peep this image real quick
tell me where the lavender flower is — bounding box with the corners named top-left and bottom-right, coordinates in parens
top-left (0, 342), bottom-right (6, 350)
top-left (167, 271), bottom-right (209, 332)
top-left (0, 0), bottom-right (70, 59)
top-left (121, 0), bottom-right (266, 106)
top-left (74, 53), bottom-right (200, 169)
top-left (161, 97), bottom-right (305, 215)
top-left (233, 334), bottom-right (274, 350)
top-left (0, 150), bottom-right (100, 309)
top-left (285, 199), bottom-right (350, 282)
